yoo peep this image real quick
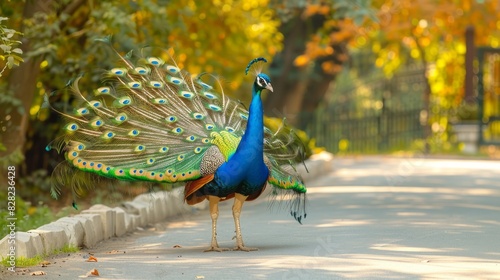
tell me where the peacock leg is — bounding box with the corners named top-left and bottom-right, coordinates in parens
top-left (204, 195), bottom-right (229, 252)
top-left (232, 193), bottom-right (258, 251)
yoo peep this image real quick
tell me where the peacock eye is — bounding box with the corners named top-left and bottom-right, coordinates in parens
top-left (257, 77), bottom-right (267, 88)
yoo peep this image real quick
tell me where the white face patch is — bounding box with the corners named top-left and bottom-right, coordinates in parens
top-left (256, 76), bottom-right (267, 88)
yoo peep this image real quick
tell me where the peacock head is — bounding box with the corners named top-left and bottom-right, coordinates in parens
top-left (255, 73), bottom-right (273, 93)
top-left (246, 57), bottom-right (273, 94)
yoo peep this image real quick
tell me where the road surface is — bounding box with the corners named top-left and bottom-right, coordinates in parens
top-left (6, 156), bottom-right (500, 279)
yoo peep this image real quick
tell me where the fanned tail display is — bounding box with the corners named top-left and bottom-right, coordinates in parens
top-left (47, 42), bottom-right (307, 233)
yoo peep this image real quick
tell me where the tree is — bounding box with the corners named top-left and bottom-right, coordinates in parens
top-left (359, 0), bottom-right (500, 151)
top-left (265, 0), bottom-right (375, 129)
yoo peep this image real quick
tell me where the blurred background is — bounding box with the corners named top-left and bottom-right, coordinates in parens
top-left (1, 0), bottom-right (499, 236)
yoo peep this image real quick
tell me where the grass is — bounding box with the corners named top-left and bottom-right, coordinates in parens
top-left (1, 244), bottom-right (80, 268)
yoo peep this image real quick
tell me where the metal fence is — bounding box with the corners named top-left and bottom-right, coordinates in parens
top-left (478, 47), bottom-right (500, 146)
top-left (307, 67), bottom-right (427, 154)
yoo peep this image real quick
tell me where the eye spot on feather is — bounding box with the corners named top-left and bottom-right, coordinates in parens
top-left (172, 127), bottom-right (184, 135)
top-left (177, 154), bottom-right (185, 161)
top-left (68, 151), bottom-right (78, 160)
top-left (201, 138), bottom-right (210, 144)
top-left (185, 135), bottom-right (196, 142)
top-left (114, 113), bottom-right (128, 124)
top-left (147, 158), bottom-right (155, 165)
top-left (225, 127), bottom-right (235, 133)
top-left (240, 113), bottom-right (248, 120)
top-left (165, 116), bottom-right (178, 123)
top-left (202, 92), bottom-right (217, 99)
top-left (76, 144), bottom-right (85, 151)
top-left (96, 87), bottom-right (110, 95)
top-left (128, 81), bottom-right (142, 89)
top-left (135, 67), bottom-right (149, 75)
top-left (150, 81), bottom-right (163, 88)
top-left (159, 146), bottom-right (169, 153)
top-left (180, 91), bottom-right (194, 99)
top-left (139, 169), bottom-right (144, 174)
top-left (198, 81), bottom-right (213, 90)
top-left (90, 118), bottom-right (104, 128)
top-left (76, 108), bottom-right (89, 116)
top-left (147, 57), bottom-right (163, 66)
top-left (192, 112), bottom-right (205, 120)
top-left (113, 96), bottom-right (132, 108)
top-left (89, 162), bottom-right (95, 167)
top-left (102, 131), bottom-right (115, 140)
top-left (129, 129), bottom-right (140, 136)
top-left (167, 76), bottom-right (183, 85)
top-left (194, 147), bottom-right (202, 153)
top-left (134, 145), bottom-right (146, 152)
top-left (165, 65), bottom-right (180, 73)
top-left (95, 163), bottom-right (103, 171)
top-left (110, 68), bottom-right (127, 76)
top-left (89, 100), bottom-right (101, 108)
top-left (207, 104), bottom-right (222, 112)
top-left (152, 98), bottom-right (167, 104)
top-left (65, 123), bottom-right (79, 133)
top-left (205, 124), bottom-right (215, 130)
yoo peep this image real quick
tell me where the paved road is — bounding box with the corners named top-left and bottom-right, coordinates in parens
top-left (7, 156), bottom-right (500, 279)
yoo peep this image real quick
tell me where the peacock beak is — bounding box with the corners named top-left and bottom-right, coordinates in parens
top-left (266, 83), bottom-right (273, 92)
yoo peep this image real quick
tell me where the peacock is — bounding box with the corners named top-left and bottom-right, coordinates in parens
top-left (46, 42), bottom-right (307, 252)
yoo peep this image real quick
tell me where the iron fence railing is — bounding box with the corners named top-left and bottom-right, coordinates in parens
top-left (307, 67), bottom-right (427, 154)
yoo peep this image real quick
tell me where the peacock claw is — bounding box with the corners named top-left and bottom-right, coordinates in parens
top-left (233, 246), bottom-right (258, 252)
top-left (204, 246), bottom-right (230, 252)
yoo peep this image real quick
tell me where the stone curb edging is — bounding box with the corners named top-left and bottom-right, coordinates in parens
top-left (1, 152), bottom-right (333, 259)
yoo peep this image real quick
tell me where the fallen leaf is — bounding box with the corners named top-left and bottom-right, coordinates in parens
top-left (173, 245), bottom-right (182, 248)
top-left (196, 276), bottom-right (205, 279)
top-left (40, 261), bottom-right (50, 267)
top-left (86, 256), bottom-right (98, 262)
top-left (86, 268), bottom-right (100, 277)
top-left (30, 271), bottom-right (46, 276)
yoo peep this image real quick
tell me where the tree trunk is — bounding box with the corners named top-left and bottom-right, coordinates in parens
top-left (264, 11), bottom-right (348, 130)
top-left (0, 1), bottom-right (52, 163)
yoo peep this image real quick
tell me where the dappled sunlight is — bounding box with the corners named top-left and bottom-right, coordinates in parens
top-left (371, 244), bottom-right (458, 253)
top-left (315, 219), bottom-right (373, 228)
top-left (166, 220), bottom-right (200, 229)
top-left (395, 212), bottom-right (426, 216)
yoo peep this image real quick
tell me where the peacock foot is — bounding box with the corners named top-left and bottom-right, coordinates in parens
top-left (204, 247), bottom-right (230, 252)
top-left (233, 245), bottom-right (258, 252)
top-left (204, 245), bottom-right (230, 252)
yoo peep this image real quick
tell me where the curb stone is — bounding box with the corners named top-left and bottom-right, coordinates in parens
top-left (0, 152), bottom-right (333, 258)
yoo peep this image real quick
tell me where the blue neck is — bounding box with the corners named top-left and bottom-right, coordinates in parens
top-left (237, 84), bottom-right (264, 155)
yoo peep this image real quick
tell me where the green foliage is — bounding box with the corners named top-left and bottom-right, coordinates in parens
top-left (0, 195), bottom-right (54, 239)
top-left (0, 16), bottom-right (23, 77)
top-left (454, 102), bottom-right (479, 121)
top-left (1, 244), bottom-right (79, 268)
top-left (1, 255), bottom-right (44, 268)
